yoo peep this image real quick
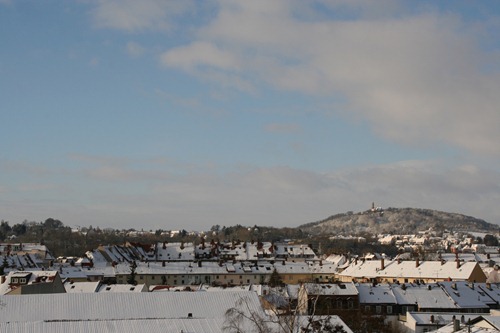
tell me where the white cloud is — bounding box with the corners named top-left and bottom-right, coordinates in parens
top-left (159, 1), bottom-right (500, 156)
top-left (161, 41), bottom-right (241, 72)
top-left (91, 0), bottom-right (193, 32)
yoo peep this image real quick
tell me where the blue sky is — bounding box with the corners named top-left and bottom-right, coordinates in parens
top-left (1, 0), bottom-right (500, 231)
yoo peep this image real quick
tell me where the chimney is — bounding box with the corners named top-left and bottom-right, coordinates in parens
top-left (397, 258), bottom-right (401, 264)
top-left (381, 259), bottom-right (385, 270)
top-left (456, 259), bottom-right (460, 269)
top-left (416, 258), bottom-right (420, 268)
top-left (430, 315), bottom-right (435, 323)
top-left (162, 261), bottom-right (165, 267)
top-left (453, 319), bottom-right (460, 332)
top-left (355, 258), bottom-right (358, 265)
top-left (487, 253), bottom-right (491, 260)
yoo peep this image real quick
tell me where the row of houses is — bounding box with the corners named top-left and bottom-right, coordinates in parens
top-left (4, 268), bottom-right (500, 332)
top-left (3, 242), bottom-right (499, 287)
top-left (83, 241), bottom-right (318, 264)
top-left (2, 268), bottom-right (499, 315)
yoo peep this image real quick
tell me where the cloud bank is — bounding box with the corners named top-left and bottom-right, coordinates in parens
top-left (156, 1), bottom-right (500, 155)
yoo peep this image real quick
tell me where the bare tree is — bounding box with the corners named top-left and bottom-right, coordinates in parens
top-left (224, 286), bottom-right (349, 333)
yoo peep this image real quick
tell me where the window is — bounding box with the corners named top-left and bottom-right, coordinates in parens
top-left (348, 300), bottom-right (354, 309)
top-left (151, 276), bottom-right (155, 280)
top-left (365, 306), bottom-right (371, 312)
top-left (19, 278), bottom-right (26, 284)
top-left (139, 275), bottom-right (143, 280)
top-left (11, 278), bottom-right (18, 284)
top-left (376, 306), bottom-right (382, 314)
top-left (387, 306), bottom-right (393, 314)
top-left (336, 300), bottom-right (342, 309)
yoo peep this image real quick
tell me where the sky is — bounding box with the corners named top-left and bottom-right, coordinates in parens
top-left (1, 0), bottom-right (500, 231)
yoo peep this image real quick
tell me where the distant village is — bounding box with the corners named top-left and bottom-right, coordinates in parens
top-left (2, 213), bottom-right (500, 333)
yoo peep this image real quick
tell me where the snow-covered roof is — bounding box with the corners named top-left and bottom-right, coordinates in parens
top-left (439, 281), bottom-right (492, 309)
top-left (0, 270), bottom-right (60, 295)
top-left (57, 266), bottom-right (88, 280)
top-left (0, 254), bottom-right (40, 270)
top-left (0, 290), bottom-right (264, 324)
top-left (64, 281), bottom-right (100, 293)
top-left (407, 312), bottom-right (487, 326)
top-left (0, 318), bottom-right (226, 333)
top-left (356, 283), bottom-right (396, 304)
top-left (96, 283), bottom-right (147, 292)
top-left (155, 242), bottom-right (195, 261)
top-left (392, 283), bottom-right (456, 309)
top-left (274, 243), bottom-right (317, 258)
top-left (339, 260), bottom-right (483, 281)
top-left (304, 283), bottom-right (358, 296)
top-left (477, 283), bottom-right (500, 304)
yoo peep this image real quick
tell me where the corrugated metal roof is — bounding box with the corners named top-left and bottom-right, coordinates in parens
top-left (0, 318), bottom-right (225, 333)
top-left (0, 291), bottom-right (263, 323)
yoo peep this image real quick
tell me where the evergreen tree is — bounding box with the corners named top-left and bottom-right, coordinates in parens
top-left (268, 268), bottom-right (284, 287)
top-left (127, 260), bottom-right (137, 285)
top-left (0, 256), bottom-right (8, 276)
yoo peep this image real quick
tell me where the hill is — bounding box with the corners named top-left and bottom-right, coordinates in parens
top-left (299, 207), bottom-right (499, 236)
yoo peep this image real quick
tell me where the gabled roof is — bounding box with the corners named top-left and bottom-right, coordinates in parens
top-left (340, 260), bottom-right (484, 281)
top-left (0, 270), bottom-right (60, 295)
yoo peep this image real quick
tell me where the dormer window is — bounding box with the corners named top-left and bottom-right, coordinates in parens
top-left (19, 278), bottom-right (26, 284)
top-left (11, 277), bottom-right (19, 284)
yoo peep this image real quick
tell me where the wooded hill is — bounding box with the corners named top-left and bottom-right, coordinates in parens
top-left (299, 207), bottom-right (499, 236)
